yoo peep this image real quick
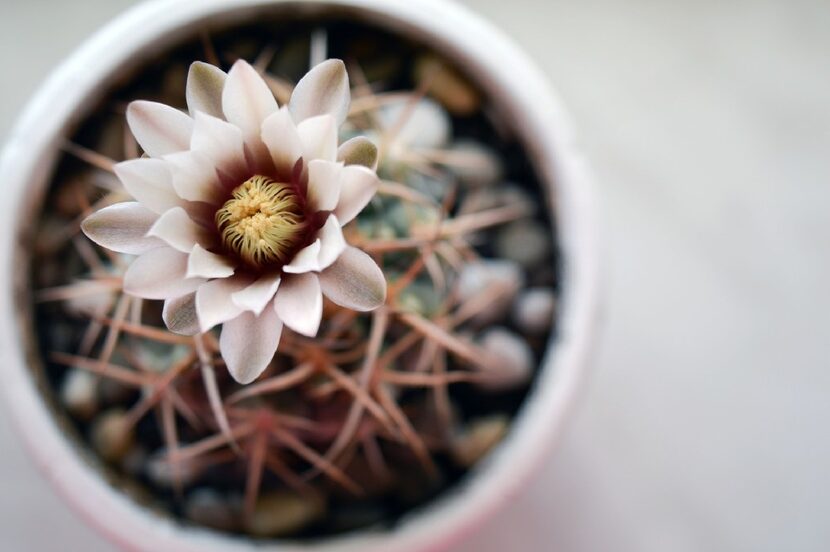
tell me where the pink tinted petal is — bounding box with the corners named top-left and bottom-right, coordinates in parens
top-left (274, 273), bottom-right (322, 337)
top-left (260, 107), bottom-right (303, 178)
top-left (337, 136), bottom-right (378, 169)
top-left (288, 59), bottom-right (350, 126)
top-left (318, 246), bottom-right (386, 311)
top-left (334, 165), bottom-right (380, 224)
top-left (123, 247), bottom-right (206, 300)
top-left (220, 309), bottom-right (283, 384)
top-left (231, 272), bottom-right (281, 316)
top-left (282, 240), bottom-right (321, 274)
top-left (114, 158), bottom-right (181, 214)
top-left (162, 292), bottom-right (200, 336)
top-left (316, 214), bottom-right (347, 270)
top-left (186, 62), bottom-right (227, 118)
top-left (186, 244), bottom-right (236, 279)
top-left (191, 112), bottom-right (248, 179)
top-left (222, 60), bottom-right (278, 143)
top-left (306, 159), bottom-right (342, 212)
top-left (147, 207), bottom-right (213, 253)
top-left (297, 114), bottom-right (337, 163)
top-left (164, 150), bottom-right (223, 204)
top-left (195, 275), bottom-right (250, 332)
top-left (126, 100), bottom-right (193, 157)
top-left (81, 202), bottom-right (163, 255)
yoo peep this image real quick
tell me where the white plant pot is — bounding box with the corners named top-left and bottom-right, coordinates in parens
top-left (0, 0), bottom-right (599, 550)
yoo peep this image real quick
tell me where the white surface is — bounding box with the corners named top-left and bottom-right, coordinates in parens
top-left (1, 0), bottom-right (829, 551)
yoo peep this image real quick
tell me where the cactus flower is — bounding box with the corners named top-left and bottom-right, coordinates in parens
top-left (82, 59), bottom-right (386, 384)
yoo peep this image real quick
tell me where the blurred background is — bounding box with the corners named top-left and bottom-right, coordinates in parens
top-left (1, 0), bottom-right (829, 550)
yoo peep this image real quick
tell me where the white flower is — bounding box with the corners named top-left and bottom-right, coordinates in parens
top-left (82, 59), bottom-right (386, 384)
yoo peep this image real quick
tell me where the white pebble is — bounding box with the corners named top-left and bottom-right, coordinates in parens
top-left (147, 453), bottom-right (204, 489)
top-left (495, 220), bottom-right (551, 269)
top-left (60, 368), bottom-right (98, 420)
top-left (90, 409), bottom-right (134, 463)
top-left (185, 489), bottom-right (239, 532)
top-left (456, 260), bottom-right (524, 325)
top-left (244, 492), bottom-right (325, 537)
top-left (475, 328), bottom-right (534, 391)
top-left (513, 288), bottom-right (556, 334)
top-left (378, 97), bottom-right (451, 149)
top-left (451, 415), bottom-right (509, 467)
top-left (446, 140), bottom-right (503, 188)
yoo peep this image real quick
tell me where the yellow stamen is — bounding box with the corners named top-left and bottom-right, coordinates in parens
top-left (215, 175), bottom-right (306, 268)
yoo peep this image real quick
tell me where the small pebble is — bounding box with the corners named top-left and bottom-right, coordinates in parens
top-left (451, 415), bottom-right (510, 467)
top-left (513, 288), bottom-right (556, 334)
top-left (60, 368), bottom-right (98, 420)
top-left (146, 453), bottom-right (204, 489)
top-left (185, 488), bottom-right (240, 532)
top-left (495, 220), bottom-right (551, 269)
top-left (456, 260), bottom-right (524, 325)
top-left (414, 54), bottom-right (481, 116)
top-left (445, 140), bottom-right (503, 188)
top-left (90, 409), bottom-right (134, 463)
top-left (378, 97), bottom-right (451, 150)
top-left (244, 491), bottom-right (325, 537)
top-left (475, 328), bottom-right (534, 391)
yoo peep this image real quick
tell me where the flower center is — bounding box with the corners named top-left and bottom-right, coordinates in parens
top-left (215, 175), bottom-right (306, 268)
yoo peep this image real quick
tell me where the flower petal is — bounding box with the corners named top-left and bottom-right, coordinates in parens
top-left (191, 112), bottom-right (248, 179)
top-left (306, 159), bottom-right (342, 212)
top-left (220, 309), bottom-right (283, 384)
top-left (261, 107), bottom-right (303, 179)
top-left (289, 59), bottom-right (350, 126)
top-left (297, 114), bottom-right (337, 163)
top-left (337, 136), bottom-right (378, 169)
top-left (186, 62), bottom-right (227, 118)
top-left (114, 158), bottom-right (181, 214)
top-left (274, 273), bottom-right (322, 337)
top-left (187, 244), bottom-right (236, 279)
top-left (319, 246), bottom-right (386, 311)
top-left (335, 165), bottom-right (379, 224)
top-left (81, 202), bottom-right (163, 255)
top-left (164, 150), bottom-right (224, 204)
top-left (162, 292), bottom-right (200, 336)
top-left (231, 272), bottom-right (281, 316)
top-left (222, 59), bottom-right (278, 143)
top-left (317, 214), bottom-right (346, 270)
top-left (123, 247), bottom-right (206, 300)
top-left (282, 240), bottom-right (321, 274)
top-left (126, 100), bottom-right (193, 157)
top-left (196, 276), bottom-right (251, 333)
top-left (147, 207), bottom-right (213, 253)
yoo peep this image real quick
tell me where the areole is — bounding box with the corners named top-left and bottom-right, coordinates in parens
top-left (0, 0), bottom-right (600, 550)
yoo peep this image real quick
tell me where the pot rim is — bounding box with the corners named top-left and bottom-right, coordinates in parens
top-left (0, 0), bottom-right (600, 550)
